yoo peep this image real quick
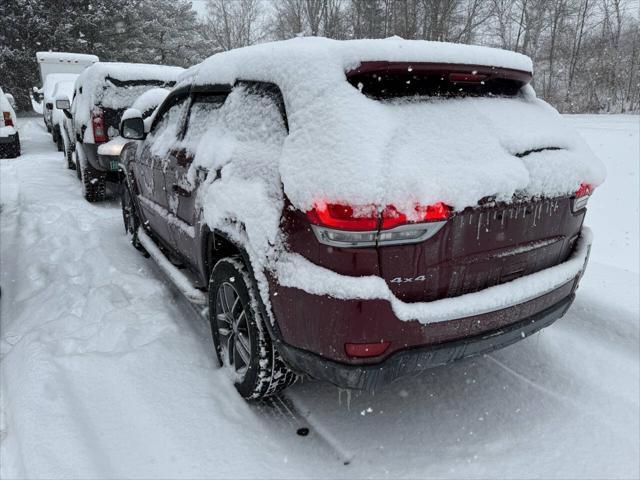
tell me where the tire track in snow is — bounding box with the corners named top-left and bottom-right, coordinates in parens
top-left (484, 352), bottom-right (632, 443)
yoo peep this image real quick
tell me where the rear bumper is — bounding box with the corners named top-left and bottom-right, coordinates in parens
top-left (0, 132), bottom-right (17, 144)
top-left (267, 228), bottom-right (592, 388)
top-left (79, 142), bottom-right (123, 182)
top-left (276, 292), bottom-right (574, 390)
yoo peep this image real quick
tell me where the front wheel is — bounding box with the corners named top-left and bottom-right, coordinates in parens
top-left (56, 128), bottom-right (64, 152)
top-left (65, 143), bottom-right (75, 170)
top-left (209, 257), bottom-right (296, 400)
top-left (121, 179), bottom-right (146, 254)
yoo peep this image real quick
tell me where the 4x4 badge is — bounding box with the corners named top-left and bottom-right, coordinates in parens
top-left (390, 275), bottom-right (427, 283)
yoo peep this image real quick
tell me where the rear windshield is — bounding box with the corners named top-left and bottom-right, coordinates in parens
top-left (99, 77), bottom-right (176, 110)
top-left (347, 62), bottom-right (531, 100)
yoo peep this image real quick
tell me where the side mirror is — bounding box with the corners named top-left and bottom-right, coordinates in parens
top-left (55, 97), bottom-right (71, 111)
top-left (120, 108), bottom-right (145, 140)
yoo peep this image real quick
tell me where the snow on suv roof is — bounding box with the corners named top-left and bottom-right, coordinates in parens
top-left (182, 38), bottom-right (603, 217)
top-left (186, 37), bottom-right (533, 87)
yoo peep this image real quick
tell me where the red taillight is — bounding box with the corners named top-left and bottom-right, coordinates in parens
top-left (306, 203), bottom-right (378, 231)
top-left (3, 112), bottom-right (13, 127)
top-left (572, 183), bottom-right (594, 213)
top-left (91, 108), bottom-right (107, 143)
top-left (345, 341), bottom-right (390, 358)
top-left (414, 202), bottom-right (451, 222)
top-left (575, 183), bottom-right (593, 198)
top-left (307, 202), bottom-right (451, 231)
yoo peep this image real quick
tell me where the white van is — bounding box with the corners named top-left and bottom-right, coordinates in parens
top-left (32, 52), bottom-right (98, 115)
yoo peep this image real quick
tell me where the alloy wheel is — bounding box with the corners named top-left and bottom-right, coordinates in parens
top-left (216, 282), bottom-right (252, 377)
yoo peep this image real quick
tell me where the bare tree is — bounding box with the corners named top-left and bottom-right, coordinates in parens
top-left (204, 0), bottom-right (263, 51)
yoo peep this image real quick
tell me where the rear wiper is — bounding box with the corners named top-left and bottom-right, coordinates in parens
top-left (515, 146), bottom-right (562, 158)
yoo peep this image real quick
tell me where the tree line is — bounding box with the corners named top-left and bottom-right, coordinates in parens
top-left (1, 0), bottom-right (638, 113)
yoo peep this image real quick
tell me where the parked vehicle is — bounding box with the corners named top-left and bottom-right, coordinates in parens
top-left (51, 79), bottom-right (76, 152)
top-left (96, 87), bottom-right (169, 168)
top-left (43, 73), bottom-right (78, 135)
top-left (32, 52), bottom-right (98, 116)
top-left (63, 62), bottom-right (183, 202)
top-left (0, 87), bottom-right (20, 158)
top-left (119, 38), bottom-right (604, 400)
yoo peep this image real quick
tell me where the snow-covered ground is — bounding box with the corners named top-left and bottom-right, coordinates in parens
top-left (1, 115), bottom-right (638, 479)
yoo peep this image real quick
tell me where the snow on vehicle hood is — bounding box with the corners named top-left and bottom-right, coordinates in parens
top-left (187, 37), bottom-right (604, 213)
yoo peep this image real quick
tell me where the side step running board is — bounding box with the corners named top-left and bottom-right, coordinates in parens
top-left (137, 228), bottom-right (208, 305)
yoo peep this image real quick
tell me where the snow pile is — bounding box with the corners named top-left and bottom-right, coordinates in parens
top-left (72, 63), bottom-right (183, 143)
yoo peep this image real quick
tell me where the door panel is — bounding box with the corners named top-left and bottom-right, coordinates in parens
top-left (136, 142), bottom-right (173, 245)
top-left (165, 148), bottom-right (200, 265)
top-left (135, 92), bottom-right (189, 247)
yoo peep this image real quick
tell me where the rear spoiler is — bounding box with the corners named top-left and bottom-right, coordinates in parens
top-left (347, 62), bottom-right (532, 86)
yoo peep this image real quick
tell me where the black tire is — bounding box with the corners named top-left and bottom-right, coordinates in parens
top-left (0, 134), bottom-right (20, 158)
top-left (74, 149), bottom-right (82, 179)
top-left (56, 128), bottom-right (63, 152)
top-left (209, 257), bottom-right (296, 400)
top-left (65, 143), bottom-right (75, 170)
top-left (121, 179), bottom-right (147, 254)
top-left (80, 162), bottom-right (107, 202)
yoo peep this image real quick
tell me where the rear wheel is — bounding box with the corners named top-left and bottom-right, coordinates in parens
top-left (0, 135), bottom-right (20, 158)
top-left (80, 162), bottom-right (107, 202)
top-left (209, 257), bottom-right (296, 400)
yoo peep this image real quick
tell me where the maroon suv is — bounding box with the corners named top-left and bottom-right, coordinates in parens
top-left (119, 39), bottom-right (601, 399)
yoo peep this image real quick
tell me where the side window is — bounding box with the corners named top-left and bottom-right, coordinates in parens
top-left (148, 93), bottom-right (189, 156)
top-left (224, 82), bottom-right (288, 142)
top-left (181, 82), bottom-right (288, 177)
top-left (182, 93), bottom-right (227, 148)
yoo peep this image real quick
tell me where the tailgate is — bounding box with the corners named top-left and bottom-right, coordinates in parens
top-left (377, 197), bottom-right (586, 302)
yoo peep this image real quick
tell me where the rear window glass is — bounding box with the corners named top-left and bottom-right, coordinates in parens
top-left (98, 78), bottom-right (176, 110)
top-left (348, 65), bottom-right (529, 100)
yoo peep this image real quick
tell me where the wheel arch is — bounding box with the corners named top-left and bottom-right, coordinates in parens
top-left (202, 227), bottom-right (285, 345)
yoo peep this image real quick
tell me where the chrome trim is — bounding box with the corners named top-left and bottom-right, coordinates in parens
top-left (310, 221), bottom-right (447, 248)
top-left (571, 195), bottom-right (589, 213)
